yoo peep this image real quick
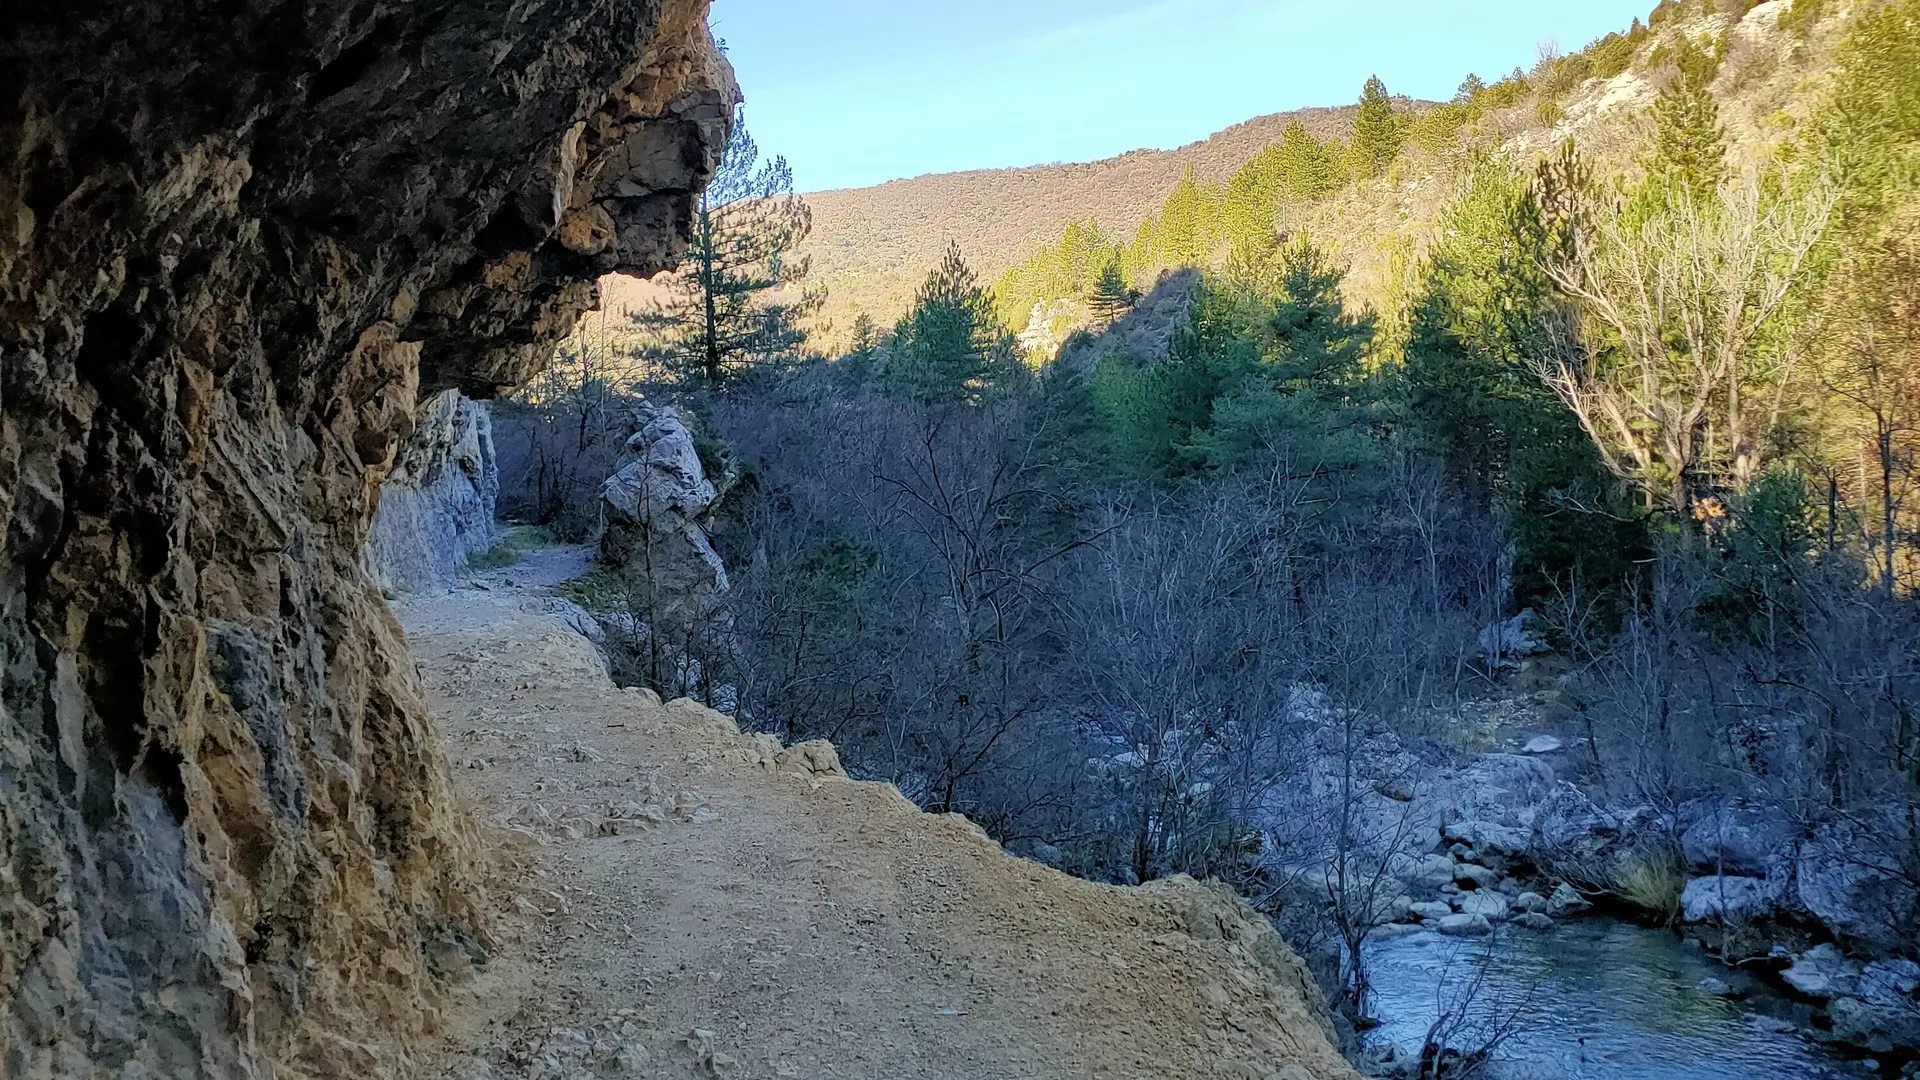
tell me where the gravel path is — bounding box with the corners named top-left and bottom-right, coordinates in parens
top-left (402, 547), bottom-right (1355, 1080)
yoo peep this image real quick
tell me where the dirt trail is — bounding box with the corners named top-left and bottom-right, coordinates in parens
top-left (404, 548), bottom-right (1357, 1080)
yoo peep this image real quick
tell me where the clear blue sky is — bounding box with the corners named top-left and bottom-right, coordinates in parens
top-left (708, 0), bottom-right (1653, 192)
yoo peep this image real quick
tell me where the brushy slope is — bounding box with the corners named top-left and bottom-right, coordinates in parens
top-left (792, 0), bottom-right (1847, 345)
top-left (798, 107), bottom-right (1361, 339)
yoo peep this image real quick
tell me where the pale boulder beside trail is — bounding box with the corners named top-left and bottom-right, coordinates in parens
top-left (600, 402), bottom-right (730, 610)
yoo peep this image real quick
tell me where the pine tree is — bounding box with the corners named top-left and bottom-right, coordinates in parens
top-left (634, 111), bottom-right (820, 384)
top-left (1223, 148), bottom-right (1286, 256)
top-left (842, 313), bottom-right (883, 380)
top-left (992, 221), bottom-right (1124, 331)
top-left (1157, 166), bottom-right (1218, 266)
top-left (1199, 243), bottom-right (1381, 479)
top-left (1641, 38), bottom-right (1727, 209)
top-left (1347, 75), bottom-right (1404, 179)
top-left (1223, 123), bottom-right (1345, 257)
top-left (1089, 260), bottom-right (1138, 325)
top-left (882, 243), bottom-right (1021, 403)
top-left (1266, 235), bottom-right (1375, 390)
top-left (1127, 215), bottom-right (1161, 276)
top-left (1818, 0), bottom-right (1920, 231)
top-left (1403, 155), bottom-right (1642, 606)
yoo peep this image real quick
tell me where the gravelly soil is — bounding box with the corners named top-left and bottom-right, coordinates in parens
top-left (404, 547), bottom-right (1356, 1080)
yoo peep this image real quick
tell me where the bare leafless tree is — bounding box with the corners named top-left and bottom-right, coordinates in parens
top-left (1535, 169), bottom-right (1835, 516)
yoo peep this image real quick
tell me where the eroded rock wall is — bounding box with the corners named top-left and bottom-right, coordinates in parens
top-left (365, 392), bottom-right (499, 596)
top-left (0, 2), bottom-right (733, 1075)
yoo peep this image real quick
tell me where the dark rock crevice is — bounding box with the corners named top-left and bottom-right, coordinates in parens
top-left (0, 1), bottom-right (733, 1075)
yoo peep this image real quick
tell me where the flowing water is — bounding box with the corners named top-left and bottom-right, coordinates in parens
top-left (1362, 919), bottom-right (1872, 1079)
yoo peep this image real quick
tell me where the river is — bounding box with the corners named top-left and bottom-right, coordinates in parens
top-left (1362, 919), bottom-right (1873, 1079)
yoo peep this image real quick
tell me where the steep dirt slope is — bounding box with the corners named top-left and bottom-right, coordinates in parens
top-left (408, 549), bottom-right (1357, 1080)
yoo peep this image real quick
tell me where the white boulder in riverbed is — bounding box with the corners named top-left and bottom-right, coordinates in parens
top-left (1514, 891), bottom-right (1550, 914)
top-left (1391, 853), bottom-right (1458, 893)
top-left (1409, 901), bottom-right (1454, 922)
top-left (1523, 735), bottom-right (1564, 755)
top-left (1796, 825), bottom-right (1913, 952)
top-left (1830, 996), bottom-right (1920, 1053)
top-left (1453, 862), bottom-right (1500, 889)
top-left (1443, 818), bottom-right (1533, 857)
top-left (1679, 800), bottom-right (1797, 877)
top-left (1783, 944), bottom-right (1863, 1000)
top-left (1680, 875), bottom-right (1775, 923)
top-left (1437, 913), bottom-right (1495, 937)
top-left (1862, 959), bottom-right (1920, 1003)
top-left (1458, 891), bottom-right (1511, 921)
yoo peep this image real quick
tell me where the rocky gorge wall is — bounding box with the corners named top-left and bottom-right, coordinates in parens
top-left (365, 392), bottom-right (499, 596)
top-left (0, 1), bottom-right (733, 1075)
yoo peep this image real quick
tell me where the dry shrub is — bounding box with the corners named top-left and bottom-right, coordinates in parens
top-left (1612, 847), bottom-right (1685, 925)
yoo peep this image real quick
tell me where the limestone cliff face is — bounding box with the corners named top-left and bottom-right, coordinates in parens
top-left (0, 2), bottom-right (733, 1076)
top-left (365, 392), bottom-right (499, 596)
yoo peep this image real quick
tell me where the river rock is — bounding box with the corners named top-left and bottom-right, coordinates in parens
top-left (1842, 958), bottom-right (1920, 1049)
top-left (1437, 913), bottom-right (1495, 937)
top-left (1548, 883), bottom-right (1592, 916)
top-left (1523, 735), bottom-right (1564, 755)
top-left (1698, 977), bottom-right (1740, 997)
top-left (1443, 819), bottom-right (1533, 857)
top-left (1830, 995), bottom-right (1920, 1053)
top-left (1374, 776), bottom-right (1418, 802)
top-left (1862, 959), bottom-right (1920, 1004)
top-left (1680, 876), bottom-right (1776, 923)
top-left (1513, 892), bottom-right (1550, 914)
top-left (1458, 891), bottom-right (1511, 921)
top-left (1454, 863), bottom-right (1501, 889)
top-left (1796, 825), bottom-right (1914, 952)
top-left (1372, 922), bottom-right (1427, 942)
top-left (1512, 913), bottom-right (1556, 932)
top-left (1409, 901), bottom-right (1454, 922)
top-left (1393, 854), bottom-right (1459, 893)
top-left (1437, 755), bottom-right (1557, 828)
top-left (1679, 801), bottom-right (1797, 877)
top-left (1783, 944), bottom-right (1863, 1000)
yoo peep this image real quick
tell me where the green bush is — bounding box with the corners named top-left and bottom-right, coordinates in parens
top-left (1778, 0), bottom-right (1826, 37)
top-left (502, 524), bottom-right (560, 550)
top-left (554, 566), bottom-right (626, 613)
top-left (464, 544), bottom-right (523, 571)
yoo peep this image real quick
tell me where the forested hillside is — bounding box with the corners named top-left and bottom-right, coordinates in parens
top-left (792, 106), bottom-right (1363, 341)
top-left (795, 0), bottom-right (1842, 350)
